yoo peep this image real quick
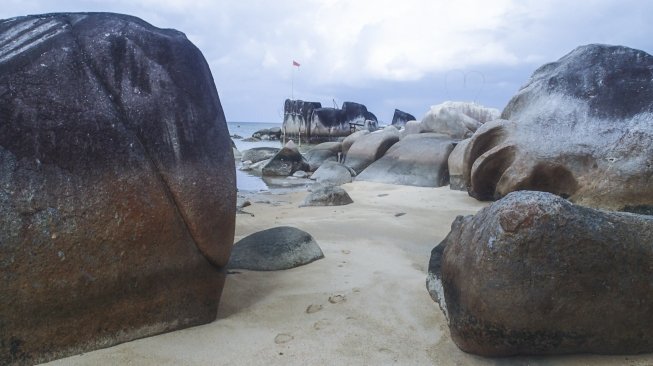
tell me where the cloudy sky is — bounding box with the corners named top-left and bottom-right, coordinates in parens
top-left (2, 1), bottom-right (652, 122)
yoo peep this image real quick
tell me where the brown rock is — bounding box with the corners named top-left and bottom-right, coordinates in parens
top-left (0, 13), bottom-right (235, 365)
top-left (427, 191), bottom-right (653, 356)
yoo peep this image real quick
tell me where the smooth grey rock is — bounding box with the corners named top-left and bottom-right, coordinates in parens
top-left (447, 138), bottom-right (470, 191)
top-left (341, 129), bottom-right (370, 157)
top-left (228, 226), bottom-right (324, 271)
top-left (428, 191), bottom-right (653, 356)
top-left (304, 141), bottom-right (342, 171)
top-left (310, 162), bottom-right (354, 186)
top-left (301, 185), bottom-right (353, 206)
top-left (357, 133), bottom-right (455, 187)
top-left (464, 44), bottom-right (653, 210)
top-left (344, 130), bottom-right (400, 174)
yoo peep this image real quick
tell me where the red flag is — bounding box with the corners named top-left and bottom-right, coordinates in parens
top-left (292, 60), bottom-right (300, 67)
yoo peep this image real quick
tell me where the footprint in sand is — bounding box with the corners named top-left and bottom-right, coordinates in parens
top-left (328, 294), bottom-right (346, 304)
top-left (306, 304), bottom-right (323, 314)
top-left (341, 249), bottom-right (351, 254)
top-left (274, 333), bottom-right (294, 344)
top-left (313, 319), bottom-right (331, 330)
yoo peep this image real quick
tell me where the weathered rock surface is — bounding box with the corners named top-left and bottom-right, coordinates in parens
top-left (447, 138), bottom-right (470, 191)
top-left (301, 185), bottom-right (353, 206)
top-left (252, 127), bottom-right (281, 140)
top-left (227, 226), bottom-right (324, 271)
top-left (344, 130), bottom-right (400, 174)
top-left (282, 99), bottom-right (322, 139)
top-left (304, 141), bottom-right (342, 171)
top-left (427, 191), bottom-right (653, 356)
top-left (0, 12), bottom-right (235, 365)
top-left (391, 109), bottom-right (416, 127)
top-left (400, 120), bottom-right (422, 139)
top-left (310, 161), bottom-right (354, 186)
top-left (262, 144), bottom-right (310, 176)
top-left (357, 133), bottom-right (455, 187)
top-left (241, 147), bottom-right (280, 163)
top-left (464, 44), bottom-right (653, 210)
top-left (420, 101), bottom-right (499, 139)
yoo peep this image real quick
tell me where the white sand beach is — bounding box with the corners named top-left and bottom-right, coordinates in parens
top-left (45, 182), bottom-right (653, 365)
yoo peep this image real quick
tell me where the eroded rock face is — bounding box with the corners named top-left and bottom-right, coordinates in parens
top-left (357, 133), bottom-right (455, 187)
top-left (464, 44), bottom-right (653, 210)
top-left (241, 147), bottom-right (280, 163)
top-left (427, 191), bottom-right (653, 356)
top-left (0, 13), bottom-right (235, 365)
top-left (420, 101), bottom-right (499, 139)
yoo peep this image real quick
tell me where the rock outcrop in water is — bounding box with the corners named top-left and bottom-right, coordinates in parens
top-left (427, 191), bottom-right (653, 356)
top-left (283, 99), bottom-right (378, 142)
top-left (391, 109), bottom-right (416, 127)
top-left (463, 44), bottom-right (653, 211)
top-left (0, 13), bottom-right (235, 365)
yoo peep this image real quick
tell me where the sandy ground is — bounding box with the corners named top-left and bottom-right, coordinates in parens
top-left (46, 181), bottom-right (653, 365)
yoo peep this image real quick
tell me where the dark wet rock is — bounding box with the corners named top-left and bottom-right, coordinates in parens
top-left (310, 161), bottom-right (354, 186)
top-left (252, 127), bottom-right (281, 140)
top-left (242, 137), bottom-right (261, 142)
top-left (420, 101), bottom-right (499, 139)
top-left (447, 138), bottom-right (470, 191)
top-left (305, 142), bottom-right (342, 171)
top-left (241, 147), bottom-right (280, 163)
top-left (427, 191), bottom-right (653, 356)
top-left (391, 109), bottom-right (416, 127)
top-left (227, 226), bottom-right (324, 271)
top-left (262, 143), bottom-right (310, 176)
top-left (357, 133), bottom-right (455, 187)
top-left (301, 185), bottom-right (353, 206)
top-left (0, 13), bottom-right (235, 365)
top-left (464, 44), bottom-right (653, 210)
top-left (344, 130), bottom-right (400, 174)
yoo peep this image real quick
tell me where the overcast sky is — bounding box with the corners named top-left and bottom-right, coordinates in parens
top-left (2, 0), bottom-right (652, 122)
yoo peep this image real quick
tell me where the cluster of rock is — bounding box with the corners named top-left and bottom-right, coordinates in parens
top-left (0, 13), bottom-right (235, 365)
top-left (427, 44), bottom-right (653, 357)
top-left (282, 99), bottom-right (378, 142)
top-left (243, 127), bottom-right (282, 142)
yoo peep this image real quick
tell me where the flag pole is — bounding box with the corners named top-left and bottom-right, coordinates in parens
top-left (291, 66), bottom-right (294, 100)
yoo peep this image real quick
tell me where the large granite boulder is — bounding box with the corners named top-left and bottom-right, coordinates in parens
top-left (344, 129), bottom-right (400, 174)
top-left (282, 99), bottom-right (322, 138)
top-left (310, 161), bottom-right (354, 186)
top-left (420, 101), bottom-right (499, 139)
top-left (262, 143), bottom-right (310, 176)
top-left (391, 109), bottom-right (416, 127)
top-left (0, 13), bottom-right (235, 365)
top-left (427, 191), bottom-right (653, 356)
top-left (304, 141), bottom-right (342, 171)
top-left (301, 185), bottom-right (353, 207)
top-left (227, 226), bottom-right (324, 271)
top-left (447, 138), bottom-right (470, 191)
top-left (464, 44), bottom-right (653, 211)
top-left (241, 147), bottom-right (280, 163)
top-left (357, 133), bottom-right (455, 187)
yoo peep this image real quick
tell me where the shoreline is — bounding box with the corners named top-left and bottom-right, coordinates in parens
top-left (44, 182), bottom-right (653, 365)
